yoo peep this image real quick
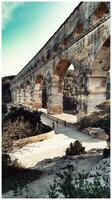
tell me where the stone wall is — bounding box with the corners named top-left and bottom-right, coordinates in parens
top-left (13, 130), bottom-right (55, 148)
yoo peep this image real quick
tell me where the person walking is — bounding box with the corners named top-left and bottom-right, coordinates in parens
top-left (52, 121), bottom-right (55, 129)
top-left (56, 120), bottom-right (59, 127)
top-left (64, 120), bottom-right (67, 127)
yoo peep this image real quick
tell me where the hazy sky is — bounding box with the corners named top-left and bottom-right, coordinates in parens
top-left (2, 1), bottom-right (79, 77)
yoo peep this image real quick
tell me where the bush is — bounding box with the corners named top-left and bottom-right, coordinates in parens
top-left (48, 163), bottom-right (110, 198)
top-left (2, 154), bottom-right (11, 169)
top-left (2, 154), bottom-right (43, 194)
top-left (2, 106), bottom-right (52, 153)
top-left (63, 96), bottom-right (77, 110)
top-left (2, 154), bottom-right (22, 177)
top-left (2, 106), bottom-right (42, 131)
top-left (78, 101), bottom-right (110, 157)
top-left (79, 100), bottom-right (110, 135)
top-left (66, 140), bottom-right (85, 156)
top-left (2, 120), bottom-right (32, 153)
top-left (103, 148), bottom-right (110, 158)
top-left (79, 112), bottom-right (99, 129)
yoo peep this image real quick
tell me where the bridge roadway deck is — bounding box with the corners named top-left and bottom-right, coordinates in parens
top-left (11, 112), bottom-right (107, 168)
top-left (38, 108), bottom-right (77, 125)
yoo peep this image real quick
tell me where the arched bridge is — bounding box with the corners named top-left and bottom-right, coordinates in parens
top-left (11, 2), bottom-right (110, 118)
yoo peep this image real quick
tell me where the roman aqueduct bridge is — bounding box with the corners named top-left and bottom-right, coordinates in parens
top-left (11, 2), bottom-right (110, 117)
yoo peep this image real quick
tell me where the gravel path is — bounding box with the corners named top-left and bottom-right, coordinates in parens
top-left (11, 114), bottom-right (107, 168)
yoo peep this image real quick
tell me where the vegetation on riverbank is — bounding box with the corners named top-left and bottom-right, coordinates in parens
top-left (79, 100), bottom-right (110, 135)
top-left (2, 106), bottom-right (52, 153)
top-left (48, 160), bottom-right (110, 198)
top-left (66, 140), bottom-right (85, 156)
top-left (2, 106), bottom-right (52, 195)
top-left (2, 154), bottom-right (43, 195)
top-left (78, 100), bottom-right (110, 158)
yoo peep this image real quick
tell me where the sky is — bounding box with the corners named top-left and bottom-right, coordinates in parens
top-left (2, 1), bottom-right (79, 77)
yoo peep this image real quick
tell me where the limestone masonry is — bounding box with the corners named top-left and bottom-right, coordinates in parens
top-left (11, 2), bottom-right (110, 118)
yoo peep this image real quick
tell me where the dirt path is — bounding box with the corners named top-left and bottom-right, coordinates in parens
top-left (11, 115), bottom-right (106, 168)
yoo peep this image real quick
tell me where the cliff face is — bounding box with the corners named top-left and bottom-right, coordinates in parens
top-left (2, 76), bottom-right (15, 103)
top-left (2, 76), bottom-right (15, 114)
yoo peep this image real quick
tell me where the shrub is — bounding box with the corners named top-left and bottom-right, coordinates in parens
top-left (103, 148), bottom-right (110, 158)
top-left (48, 163), bottom-right (110, 198)
top-left (2, 154), bottom-right (11, 169)
top-left (2, 153), bottom-right (42, 178)
top-left (2, 106), bottom-right (42, 130)
top-left (66, 140), bottom-right (85, 156)
top-left (2, 154), bottom-right (43, 194)
top-left (48, 179), bottom-right (59, 198)
top-left (2, 106), bottom-right (52, 153)
top-left (96, 101), bottom-right (110, 115)
top-left (63, 96), bottom-right (77, 110)
top-left (78, 111), bottom-right (106, 130)
top-left (78, 100), bottom-right (110, 157)
top-left (2, 120), bottom-right (32, 153)
top-left (79, 100), bottom-right (110, 135)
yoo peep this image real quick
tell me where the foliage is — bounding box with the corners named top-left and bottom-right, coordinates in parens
top-left (63, 96), bottom-right (77, 111)
top-left (66, 140), bottom-right (85, 156)
top-left (79, 101), bottom-right (110, 158)
top-left (79, 100), bottom-right (110, 134)
top-left (2, 76), bottom-right (15, 105)
top-left (2, 154), bottom-right (22, 177)
top-left (2, 106), bottom-right (52, 153)
top-left (103, 148), bottom-right (110, 158)
top-left (96, 101), bottom-right (110, 115)
top-left (48, 163), bottom-right (110, 198)
top-left (2, 154), bottom-right (11, 169)
top-left (2, 154), bottom-right (43, 195)
top-left (2, 120), bottom-right (32, 153)
top-left (2, 104), bottom-right (8, 115)
top-left (2, 106), bottom-right (42, 131)
top-left (48, 179), bottom-right (60, 198)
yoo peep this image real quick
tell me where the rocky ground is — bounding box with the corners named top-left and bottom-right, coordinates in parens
top-left (3, 153), bottom-right (110, 198)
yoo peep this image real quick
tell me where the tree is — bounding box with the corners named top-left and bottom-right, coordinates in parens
top-left (66, 140), bottom-right (85, 156)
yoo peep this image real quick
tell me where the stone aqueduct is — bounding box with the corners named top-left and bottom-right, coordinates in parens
top-left (11, 2), bottom-right (110, 118)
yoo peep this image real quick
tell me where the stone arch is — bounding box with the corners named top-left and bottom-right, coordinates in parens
top-left (35, 74), bottom-right (43, 84)
top-left (32, 74), bottom-right (43, 110)
top-left (54, 59), bottom-right (71, 92)
top-left (53, 42), bottom-right (59, 52)
top-left (41, 56), bottom-right (45, 64)
top-left (63, 36), bottom-right (69, 46)
top-left (87, 36), bottom-right (110, 114)
top-left (47, 59), bottom-right (74, 114)
top-left (47, 59), bottom-right (85, 115)
top-left (46, 49), bottom-right (51, 60)
top-left (74, 21), bottom-right (84, 37)
top-left (63, 64), bottom-right (78, 113)
top-left (93, 2), bottom-right (109, 25)
top-left (92, 37), bottom-right (110, 76)
top-left (88, 20), bottom-right (110, 69)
